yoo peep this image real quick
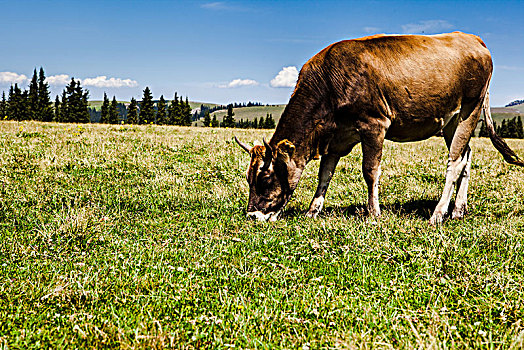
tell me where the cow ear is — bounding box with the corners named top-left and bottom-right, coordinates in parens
top-left (276, 139), bottom-right (295, 162)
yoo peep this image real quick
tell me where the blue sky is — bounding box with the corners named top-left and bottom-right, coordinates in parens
top-left (1, 0), bottom-right (523, 106)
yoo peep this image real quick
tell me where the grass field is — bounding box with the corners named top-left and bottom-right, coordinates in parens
top-left (1, 121), bottom-right (524, 348)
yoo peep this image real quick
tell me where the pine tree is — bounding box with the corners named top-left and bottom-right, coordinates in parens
top-left (37, 68), bottom-right (54, 122)
top-left (59, 90), bottom-right (68, 122)
top-left (265, 113), bottom-right (276, 128)
top-left (183, 97), bottom-right (192, 126)
top-left (259, 116), bottom-right (265, 129)
top-left (516, 116), bottom-right (524, 139)
top-left (116, 102), bottom-right (127, 121)
top-left (62, 78), bottom-right (89, 123)
top-left (127, 98), bottom-right (138, 124)
top-left (500, 119), bottom-right (508, 138)
top-left (21, 90), bottom-right (30, 121)
top-left (74, 79), bottom-right (90, 123)
top-left (7, 85), bottom-right (15, 120)
top-left (167, 93), bottom-right (180, 125)
top-left (109, 96), bottom-right (119, 124)
top-left (28, 69), bottom-right (39, 120)
top-left (211, 114), bottom-right (219, 127)
top-left (253, 117), bottom-right (258, 129)
top-left (100, 93), bottom-right (110, 123)
top-left (54, 95), bottom-right (61, 122)
top-left (8, 84), bottom-right (29, 121)
top-left (507, 118), bottom-right (518, 138)
top-left (221, 104), bottom-right (235, 128)
top-left (203, 110), bottom-right (211, 127)
top-left (478, 120), bottom-right (489, 137)
top-left (0, 92), bottom-right (7, 120)
top-left (139, 87), bottom-right (155, 124)
top-left (156, 95), bottom-right (167, 125)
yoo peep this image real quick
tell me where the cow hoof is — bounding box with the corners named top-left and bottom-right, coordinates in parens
top-left (429, 213), bottom-right (444, 226)
top-left (305, 210), bottom-right (319, 219)
top-left (451, 206), bottom-right (467, 220)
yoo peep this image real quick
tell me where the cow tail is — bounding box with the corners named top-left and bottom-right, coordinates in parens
top-left (483, 91), bottom-right (524, 166)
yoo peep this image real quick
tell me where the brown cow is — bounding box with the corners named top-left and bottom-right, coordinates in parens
top-left (235, 32), bottom-right (523, 224)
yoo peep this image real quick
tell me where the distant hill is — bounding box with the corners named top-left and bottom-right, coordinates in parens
top-left (88, 100), bottom-right (129, 111)
top-left (193, 105), bottom-right (286, 126)
top-left (88, 100), bottom-right (219, 112)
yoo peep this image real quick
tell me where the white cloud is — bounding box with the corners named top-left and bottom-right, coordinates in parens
top-left (496, 65), bottom-right (523, 71)
top-left (46, 74), bottom-right (70, 86)
top-left (0, 72), bottom-right (28, 84)
top-left (201, 2), bottom-right (225, 9)
top-left (270, 66), bottom-right (298, 88)
top-left (81, 76), bottom-right (138, 88)
top-left (200, 2), bottom-right (246, 11)
top-left (219, 78), bottom-right (259, 88)
top-left (401, 20), bottom-right (453, 34)
top-left (363, 26), bottom-right (380, 34)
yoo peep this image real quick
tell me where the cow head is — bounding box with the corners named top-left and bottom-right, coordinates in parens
top-left (235, 137), bottom-right (302, 221)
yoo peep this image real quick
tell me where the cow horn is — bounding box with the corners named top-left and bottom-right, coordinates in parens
top-left (263, 138), bottom-right (273, 158)
top-left (234, 136), bottom-right (252, 154)
top-left (263, 138), bottom-right (273, 152)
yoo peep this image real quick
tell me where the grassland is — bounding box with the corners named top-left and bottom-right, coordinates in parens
top-left (1, 121), bottom-right (523, 348)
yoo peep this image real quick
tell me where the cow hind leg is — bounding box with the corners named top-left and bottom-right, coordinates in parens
top-left (442, 117), bottom-right (473, 220)
top-left (452, 146), bottom-right (472, 219)
top-left (306, 154), bottom-right (340, 218)
top-left (430, 101), bottom-right (483, 225)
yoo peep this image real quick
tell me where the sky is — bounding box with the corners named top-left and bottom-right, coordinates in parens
top-left (0, 0), bottom-right (523, 106)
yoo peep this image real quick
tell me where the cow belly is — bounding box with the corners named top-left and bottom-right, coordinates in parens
top-left (386, 119), bottom-right (443, 142)
top-left (386, 108), bottom-right (460, 142)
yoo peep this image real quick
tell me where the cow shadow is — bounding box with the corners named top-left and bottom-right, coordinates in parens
top-left (284, 199), bottom-right (439, 220)
top-left (385, 199), bottom-right (439, 219)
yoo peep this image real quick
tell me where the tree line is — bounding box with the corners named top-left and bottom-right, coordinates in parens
top-left (96, 89), bottom-right (193, 126)
top-left (0, 68), bottom-right (194, 126)
top-left (478, 116), bottom-right (524, 139)
top-left (200, 104), bottom-right (276, 129)
top-left (0, 69), bottom-right (93, 124)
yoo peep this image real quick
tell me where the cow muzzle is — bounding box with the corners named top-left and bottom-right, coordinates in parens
top-left (247, 210), bottom-right (280, 222)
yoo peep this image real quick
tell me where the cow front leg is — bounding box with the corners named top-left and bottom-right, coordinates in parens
top-left (361, 137), bottom-right (385, 218)
top-left (306, 154), bottom-right (340, 218)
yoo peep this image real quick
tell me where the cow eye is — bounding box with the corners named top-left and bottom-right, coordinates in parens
top-left (261, 176), bottom-right (271, 185)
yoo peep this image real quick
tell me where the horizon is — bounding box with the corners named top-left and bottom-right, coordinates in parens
top-left (1, 0), bottom-right (523, 107)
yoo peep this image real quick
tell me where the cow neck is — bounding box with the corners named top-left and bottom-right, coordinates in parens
top-left (269, 93), bottom-right (329, 170)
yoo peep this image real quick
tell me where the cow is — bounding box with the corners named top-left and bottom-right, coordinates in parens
top-left (235, 32), bottom-right (524, 225)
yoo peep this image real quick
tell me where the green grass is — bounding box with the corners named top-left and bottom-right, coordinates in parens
top-left (1, 121), bottom-right (524, 348)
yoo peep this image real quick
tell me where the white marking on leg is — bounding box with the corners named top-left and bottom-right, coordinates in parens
top-left (307, 155), bottom-right (339, 218)
top-left (306, 196), bottom-right (325, 218)
top-left (430, 150), bottom-right (470, 225)
top-left (368, 165), bottom-right (381, 217)
top-left (452, 147), bottom-right (472, 219)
